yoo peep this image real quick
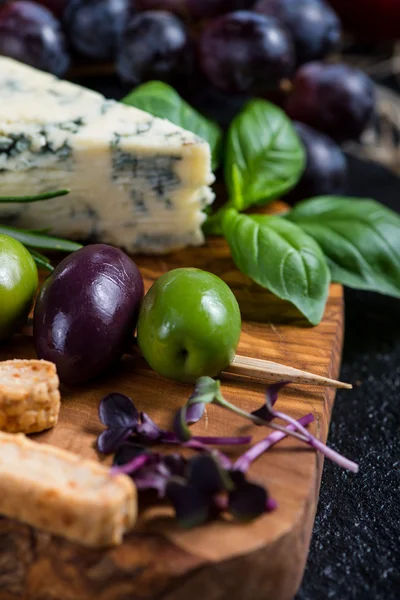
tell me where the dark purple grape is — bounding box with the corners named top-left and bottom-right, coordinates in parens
top-left (33, 245), bottom-right (144, 385)
top-left (35, 0), bottom-right (70, 18)
top-left (285, 122), bottom-right (347, 204)
top-left (135, 0), bottom-right (186, 15)
top-left (286, 62), bottom-right (375, 142)
top-left (63, 0), bottom-right (133, 61)
top-left (187, 0), bottom-right (255, 19)
top-left (254, 0), bottom-right (341, 65)
top-left (0, 1), bottom-right (70, 76)
top-left (116, 10), bottom-right (192, 86)
top-left (198, 11), bottom-right (294, 94)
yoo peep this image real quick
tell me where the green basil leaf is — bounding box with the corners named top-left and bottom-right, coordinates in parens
top-left (0, 189), bottom-right (69, 203)
top-left (225, 99), bottom-right (305, 210)
top-left (222, 209), bottom-right (330, 325)
top-left (202, 209), bottom-right (225, 236)
top-left (122, 81), bottom-right (223, 170)
top-left (0, 225), bottom-right (82, 252)
top-left (287, 196), bottom-right (400, 298)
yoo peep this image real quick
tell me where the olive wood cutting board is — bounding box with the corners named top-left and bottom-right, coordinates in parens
top-left (0, 236), bottom-right (345, 600)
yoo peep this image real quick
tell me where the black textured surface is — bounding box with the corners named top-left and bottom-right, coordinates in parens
top-left (297, 156), bottom-right (400, 600)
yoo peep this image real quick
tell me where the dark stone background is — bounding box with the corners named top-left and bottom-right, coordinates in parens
top-left (296, 156), bottom-right (400, 600)
top-left (81, 76), bottom-right (400, 600)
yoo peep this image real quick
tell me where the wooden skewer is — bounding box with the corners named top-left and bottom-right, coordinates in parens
top-left (21, 322), bottom-right (351, 389)
top-left (224, 355), bottom-right (352, 390)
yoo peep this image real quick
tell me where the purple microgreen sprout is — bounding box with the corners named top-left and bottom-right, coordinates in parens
top-left (98, 389), bottom-right (251, 455)
top-left (251, 382), bottom-right (288, 422)
top-left (166, 478), bottom-right (211, 528)
top-left (100, 374), bottom-right (357, 530)
top-left (228, 471), bottom-right (269, 521)
top-left (99, 392), bottom-right (139, 428)
top-left (186, 400), bottom-right (206, 425)
top-left (136, 412), bottom-right (165, 442)
top-left (111, 446), bottom-right (187, 497)
top-left (187, 454), bottom-right (234, 495)
top-left (260, 385), bottom-right (359, 473)
top-left (183, 441), bottom-right (233, 470)
top-left (218, 378), bottom-right (358, 472)
top-left (266, 497), bottom-right (278, 512)
top-left (112, 443), bottom-right (148, 466)
top-left (235, 413), bottom-right (315, 472)
top-left (175, 377), bottom-right (309, 444)
top-left (213, 382), bottom-right (309, 442)
top-left (97, 427), bottom-right (135, 455)
top-left (97, 393), bottom-right (139, 454)
top-left (111, 453), bottom-right (155, 476)
top-left (174, 377), bottom-right (219, 441)
top-left (175, 377), bottom-right (358, 473)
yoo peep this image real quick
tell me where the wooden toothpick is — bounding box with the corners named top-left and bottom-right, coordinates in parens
top-left (21, 321), bottom-right (351, 389)
top-left (224, 355), bottom-right (352, 390)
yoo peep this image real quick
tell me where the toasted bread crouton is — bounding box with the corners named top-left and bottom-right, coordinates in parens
top-left (0, 431), bottom-right (137, 547)
top-left (0, 359), bottom-right (60, 434)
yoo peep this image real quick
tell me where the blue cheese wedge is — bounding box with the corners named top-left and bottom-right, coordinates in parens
top-left (0, 58), bottom-right (215, 253)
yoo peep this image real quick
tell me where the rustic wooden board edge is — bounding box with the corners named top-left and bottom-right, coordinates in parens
top-left (0, 218), bottom-right (345, 600)
top-left (0, 453), bottom-right (320, 600)
top-left (0, 293), bottom-right (344, 600)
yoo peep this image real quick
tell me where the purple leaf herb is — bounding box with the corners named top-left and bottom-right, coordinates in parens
top-left (99, 375), bottom-right (357, 530)
top-left (136, 412), bottom-right (165, 441)
top-left (112, 443), bottom-right (148, 467)
top-left (111, 452), bottom-right (153, 476)
top-left (98, 392), bottom-right (139, 454)
top-left (166, 479), bottom-right (211, 528)
top-left (98, 388), bottom-right (248, 454)
top-left (116, 449), bottom-right (187, 497)
top-left (99, 392), bottom-right (139, 428)
top-left (97, 427), bottom-right (135, 455)
top-left (191, 435), bottom-right (251, 446)
top-left (135, 456), bottom-right (184, 497)
top-left (251, 381), bottom-right (289, 422)
top-left (174, 377), bottom-right (219, 441)
top-left (110, 443), bottom-right (273, 526)
top-left (163, 454), bottom-right (187, 478)
top-left (183, 440), bottom-right (233, 470)
top-left (186, 401), bottom-right (206, 425)
top-left (184, 378), bottom-right (358, 473)
top-left (187, 378), bottom-right (309, 443)
top-left (262, 387), bottom-right (359, 473)
top-left (228, 471), bottom-right (268, 521)
top-left (266, 497), bottom-right (278, 512)
top-left (187, 455), bottom-right (234, 495)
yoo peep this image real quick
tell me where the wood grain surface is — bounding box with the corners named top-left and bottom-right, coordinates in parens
top-left (0, 236), bottom-right (346, 600)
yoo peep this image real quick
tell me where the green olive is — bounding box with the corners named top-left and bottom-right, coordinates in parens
top-left (0, 234), bottom-right (38, 341)
top-left (137, 268), bottom-right (242, 383)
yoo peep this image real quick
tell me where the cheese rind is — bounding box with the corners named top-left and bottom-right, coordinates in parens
top-left (0, 58), bottom-right (215, 253)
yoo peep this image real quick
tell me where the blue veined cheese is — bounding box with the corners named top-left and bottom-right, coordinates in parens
top-left (0, 58), bottom-right (215, 253)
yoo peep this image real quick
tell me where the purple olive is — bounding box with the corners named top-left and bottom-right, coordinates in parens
top-left (33, 244), bottom-right (144, 385)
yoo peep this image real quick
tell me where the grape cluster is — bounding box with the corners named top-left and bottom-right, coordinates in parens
top-left (0, 0), bottom-right (376, 200)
